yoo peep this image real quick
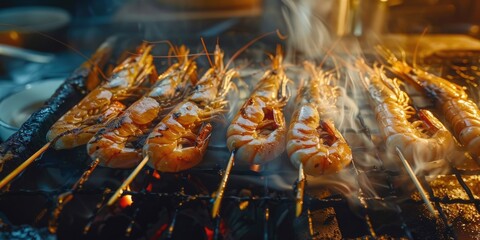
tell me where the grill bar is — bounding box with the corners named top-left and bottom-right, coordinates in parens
top-left (418, 175), bottom-right (456, 237)
top-left (354, 102), bottom-right (415, 238)
top-left (453, 171), bottom-right (480, 211)
top-left (263, 173), bottom-right (270, 240)
top-left (7, 188), bottom-right (480, 206)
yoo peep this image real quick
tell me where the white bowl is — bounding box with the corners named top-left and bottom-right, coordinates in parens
top-left (0, 79), bottom-right (63, 140)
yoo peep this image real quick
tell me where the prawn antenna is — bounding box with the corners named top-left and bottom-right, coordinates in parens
top-left (413, 27), bottom-right (428, 69)
top-left (201, 37), bottom-right (214, 68)
top-left (143, 39), bottom-right (179, 65)
top-left (143, 39), bottom-right (179, 56)
top-left (225, 30), bottom-right (282, 70)
top-left (318, 37), bottom-right (342, 68)
top-left (276, 29), bottom-right (288, 40)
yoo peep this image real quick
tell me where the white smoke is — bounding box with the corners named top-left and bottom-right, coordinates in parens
top-left (282, 0), bottom-right (332, 59)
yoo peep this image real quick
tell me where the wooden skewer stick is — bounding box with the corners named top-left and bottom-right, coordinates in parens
top-left (48, 158), bottom-right (101, 234)
top-left (72, 158), bottom-right (101, 191)
top-left (295, 163), bottom-right (306, 217)
top-left (212, 151), bottom-right (235, 218)
top-left (396, 147), bottom-right (437, 216)
top-left (106, 155), bottom-right (149, 207)
top-left (0, 142), bottom-right (51, 190)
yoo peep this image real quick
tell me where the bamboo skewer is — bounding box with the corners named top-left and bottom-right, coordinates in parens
top-left (72, 158), bottom-right (101, 191)
top-left (212, 151), bottom-right (235, 218)
top-left (396, 147), bottom-right (437, 216)
top-left (48, 158), bottom-right (101, 234)
top-left (106, 156), bottom-right (150, 207)
top-left (0, 142), bottom-right (51, 190)
top-left (0, 36), bottom-right (118, 191)
top-left (167, 208), bottom-right (180, 238)
top-left (295, 163), bottom-right (306, 217)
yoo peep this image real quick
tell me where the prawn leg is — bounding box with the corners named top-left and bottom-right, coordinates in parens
top-left (277, 75), bottom-right (290, 105)
top-left (319, 120), bottom-right (339, 145)
top-left (417, 109), bottom-right (444, 134)
top-left (195, 123), bottom-right (213, 151)
top-left (148, 122), bottom-right (213, 173)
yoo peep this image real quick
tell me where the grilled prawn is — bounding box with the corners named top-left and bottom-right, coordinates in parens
top-left (357, 60), bottom-right (455, 162)
top-left (87, 46), bottom-right (197, 168)
top-left (226, 45), bottom-right (290, 164)
top-left (46, 44), bottom-right (156, 149)
top-left (144, 45), bottom-right (236, 172)
top-left (378, 47), bottom-right (480, 157)
top-left (287, 61), bottom-right (352, 175)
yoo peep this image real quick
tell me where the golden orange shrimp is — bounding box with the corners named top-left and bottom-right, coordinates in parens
top-left (287, 61), bottom-right (352, 175)
top-left (87, 45), bottom-right (198, 168)
top-left (357, 60), bottom-right (455, 162)
top-left (46, 43), bottom-right (156, 149)
top-left (226, 45), bottom-right (290, 164)
top-left (377, 47), bottom-right (480, 157)
top-left (143, 45), bottom-right (236, 172)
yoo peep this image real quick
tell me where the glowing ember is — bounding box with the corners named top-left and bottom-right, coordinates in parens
top-left (204, 227), bottom-right (214, 240)
top-left (153, 170), bottom-right (161, 179)
top-left (119, 186), bottom-right (133, 208)
top-left (151, 224), bottom-right (169, 240)
top-left (146, 183), bottom-right (153, 192)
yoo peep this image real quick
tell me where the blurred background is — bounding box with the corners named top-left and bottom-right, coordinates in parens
top-left (1, 0), bottom-right (480, 51)
top-left (0, 0), bottom-right (480, 104)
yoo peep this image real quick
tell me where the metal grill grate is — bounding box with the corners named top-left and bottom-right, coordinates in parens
top-left (0, 49), bottom-right (480, 240)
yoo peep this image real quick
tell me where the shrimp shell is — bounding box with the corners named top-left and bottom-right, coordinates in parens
top-left (226, 45), bottom-right (290, 164)
top-left (88, 97), bottom-right (159, 168)
top-left (143, 101), bottom-right (213, 172)
top-left (358, 60), bottom-right (455, 162)
top-left (145, 45), bottom-right (236, 172)
top-left (378, 46), bottom-right (480, 157)
top-left (47, 44), bottom-right (156, 149)
top-left (287, 61), bottom-right (352, 175)
top-left (87, 46), bottom-right (198, 168)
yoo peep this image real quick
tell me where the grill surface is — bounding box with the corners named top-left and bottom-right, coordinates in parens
top-left (0, 38), bottom-right (479, 240)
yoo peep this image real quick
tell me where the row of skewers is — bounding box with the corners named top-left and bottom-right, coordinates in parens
top-left (0, 37), bottom-right (479, 223)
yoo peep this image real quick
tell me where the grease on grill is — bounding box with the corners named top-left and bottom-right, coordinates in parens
top-left (410, 175), bottom-right (480, 239)
top-left (309, 208), bottom-right (341, 239)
